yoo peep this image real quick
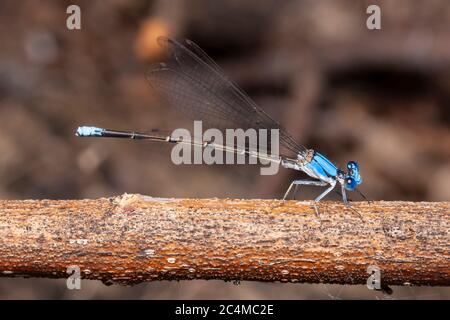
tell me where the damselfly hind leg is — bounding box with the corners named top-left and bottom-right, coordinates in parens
top-left (292, 184), bottom-right (299, 200)
top-left (310, 181), bottom-right (336, 221)
top-left (283, 179), bottom-right (331, 221)
top-left (313, 201), bottom-right (322, 221)
top-left (283, 180), bottom-right (328, 200)
top-left (282, 181), bottom-right (295, 200)
top-left (314, 180), bottom-right (336, 202)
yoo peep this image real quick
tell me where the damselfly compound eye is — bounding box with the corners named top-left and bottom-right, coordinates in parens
top-left (347, 161), bottom-right (359, 170)
top-left (345, 177), bottom-right (357, 191)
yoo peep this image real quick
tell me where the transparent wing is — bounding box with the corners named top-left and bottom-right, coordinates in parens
top-left (146, 37), bottom-right (307, 156)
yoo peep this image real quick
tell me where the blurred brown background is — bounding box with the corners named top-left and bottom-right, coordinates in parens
top-left (0, 0), bottom-right (449, 299)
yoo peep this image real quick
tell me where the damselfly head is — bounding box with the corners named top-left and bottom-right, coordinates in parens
top-left (344, 160), bottom-right (362, 190)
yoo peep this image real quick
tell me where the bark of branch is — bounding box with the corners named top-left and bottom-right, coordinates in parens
top-left (0, 194), bottom-right (448, 287)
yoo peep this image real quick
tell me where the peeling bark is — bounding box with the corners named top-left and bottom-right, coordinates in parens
top-left (0, 194), bottom-right (448, 286)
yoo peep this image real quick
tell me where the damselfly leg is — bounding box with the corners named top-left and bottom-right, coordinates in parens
top-left (355, 188), bottom-right (373, 204)
top-left (314, 180), bottom-right (337, 202)
top-left (341, 184), bottom-right (348, 204)
top-left (283, 179), bottom-right (336, 220)
top-left (338, 185), bottom-right (364, 221)
top-left (292, 184), bottom-right (299, 199)
top-left (283, 180), bottom-right (328, 200)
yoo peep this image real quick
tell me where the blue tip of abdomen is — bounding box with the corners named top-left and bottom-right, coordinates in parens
top-left (75, 126), bottom-right (105, 137)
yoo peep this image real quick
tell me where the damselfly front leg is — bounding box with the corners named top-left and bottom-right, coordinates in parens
top-left (337, 180), bottom-right (364, 221)
top-left (340, 183), bottom-right (348, 204)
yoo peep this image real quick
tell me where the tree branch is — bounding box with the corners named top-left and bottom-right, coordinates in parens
top-left (0, 194), bottom-right (448, 287)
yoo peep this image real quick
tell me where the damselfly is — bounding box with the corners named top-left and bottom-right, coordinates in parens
top-left (76, 37), bottom-right (365, 204)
